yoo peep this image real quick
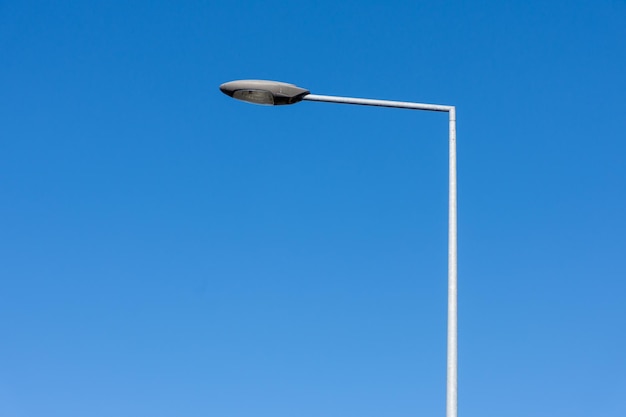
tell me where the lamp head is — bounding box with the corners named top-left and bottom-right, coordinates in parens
top-left (219, 80), bottom-right (310, 105)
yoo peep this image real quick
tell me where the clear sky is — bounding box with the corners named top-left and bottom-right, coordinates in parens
top-left (1, 1), bottom-right (625, 416)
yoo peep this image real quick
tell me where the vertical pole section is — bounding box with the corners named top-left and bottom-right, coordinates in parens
top-left (446, 107), bottom-right (458, 417)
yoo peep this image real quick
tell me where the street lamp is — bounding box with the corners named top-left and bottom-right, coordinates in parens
top-left (219, 79), bottom-right (458, 417)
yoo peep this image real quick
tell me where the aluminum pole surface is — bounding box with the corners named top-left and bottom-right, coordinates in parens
top-left (447, 108), bottom-right (457, 417)
top-left (303, 94), bottom-right (453, 112)
top-left (304, 93), bottom-right (458, 417)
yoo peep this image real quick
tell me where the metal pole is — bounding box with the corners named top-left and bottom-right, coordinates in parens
top-left (303, 94), bottom-right (453, 112)
top-left (303, 92), bottom-right (458, 417)
top-left (447, 107), bottom-right (457, 417)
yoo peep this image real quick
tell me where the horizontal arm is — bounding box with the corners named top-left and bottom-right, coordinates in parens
top-left (302, 94), bottom-right (453, 113)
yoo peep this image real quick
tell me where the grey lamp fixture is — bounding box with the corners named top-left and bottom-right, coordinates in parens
top-left (219, 80), bottom-right (310, 105)
top-left (219, 79), bottom-right (458, 417)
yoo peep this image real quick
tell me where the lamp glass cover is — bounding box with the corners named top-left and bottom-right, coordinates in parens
top-left (232, 89), bottom-right (274, 105)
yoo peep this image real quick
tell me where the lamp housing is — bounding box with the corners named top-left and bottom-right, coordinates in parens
top-left (220, 80), bottom-right (310, 105)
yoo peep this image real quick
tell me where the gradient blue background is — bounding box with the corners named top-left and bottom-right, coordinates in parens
top-left (1, 1), bottom-right (625, 416)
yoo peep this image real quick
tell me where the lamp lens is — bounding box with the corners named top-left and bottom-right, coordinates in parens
top-left (232, 89), bottom-right (274, 105)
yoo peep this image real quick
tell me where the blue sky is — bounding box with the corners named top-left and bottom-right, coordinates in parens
top-left (1, 1), bottom-right (625, 416)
